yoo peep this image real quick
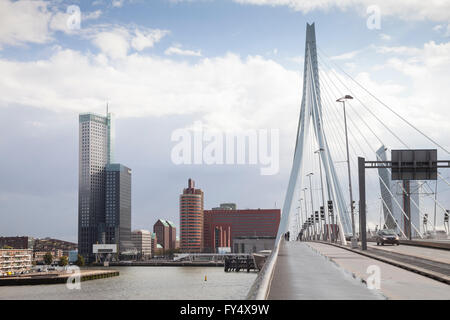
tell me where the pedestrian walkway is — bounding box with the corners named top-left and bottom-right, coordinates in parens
top-left (268, 241), bottom-right (383, 299)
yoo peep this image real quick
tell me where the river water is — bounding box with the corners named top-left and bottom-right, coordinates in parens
top-left (0, 267), bottom-right (257, 300)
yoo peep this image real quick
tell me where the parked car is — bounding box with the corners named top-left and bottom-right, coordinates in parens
top-left (375, 229), bottom-right (400, 246)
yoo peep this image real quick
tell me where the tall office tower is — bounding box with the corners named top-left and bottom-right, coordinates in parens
top-left (105, 163), bottom-right (132, 254)
top-left (376, 146), bottom-right (395, 229)
top-left (376, 146), bottom-right (420, 237)
top-left (180, 179), bottom-right (204, 252)
top-left (79, 112), bottom-right (113, 262)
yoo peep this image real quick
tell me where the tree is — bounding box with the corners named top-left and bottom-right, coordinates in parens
top-left (75, 254), bottom-right (85, 267)
top-left (43, 252), bottom-right (53, 265)
top-left (59, 256), bottom-right (68, 266)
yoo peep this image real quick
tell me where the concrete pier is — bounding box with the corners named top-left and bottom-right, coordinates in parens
top-left (0, 269), bottom-right (119, 286)
top-left (108, 261), bottom-right (224, 267)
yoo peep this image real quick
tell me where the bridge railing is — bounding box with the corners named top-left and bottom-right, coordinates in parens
top-left (246, 237), bottom-right (281, 300)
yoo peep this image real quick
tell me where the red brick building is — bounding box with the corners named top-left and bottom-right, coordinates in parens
top-left (166, 221), bottom-right (177, 250)
top-left (203, 206), bottom-right (280, 253)
top-left (180, 179), bottom-right (204, 252)
top-left (153, 219), bottom-right (170, 250)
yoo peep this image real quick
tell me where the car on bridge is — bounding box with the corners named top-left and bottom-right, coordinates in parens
top-left (375, 229), bottom-right (400, 246)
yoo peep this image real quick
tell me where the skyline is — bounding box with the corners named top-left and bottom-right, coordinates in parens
top-left (1, 0), bottom-right (450, 242)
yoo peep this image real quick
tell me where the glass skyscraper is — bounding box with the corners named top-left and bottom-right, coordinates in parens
top-left (105, 163), bottom-right (133, 255)
top-left (78, 112), bottom-right (131, 262)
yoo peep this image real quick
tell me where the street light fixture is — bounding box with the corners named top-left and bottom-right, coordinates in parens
top-left (306, 173), bottom-right (316, 240)
top-left (302, 188), bottom-right (309, 240)
top-left (314, 148), bottom-right (327, 241)
top-left (336, 95), bottom-right (357, 247)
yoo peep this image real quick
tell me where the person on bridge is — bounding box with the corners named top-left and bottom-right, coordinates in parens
top-left (284, 231), bottom-right (290, 241)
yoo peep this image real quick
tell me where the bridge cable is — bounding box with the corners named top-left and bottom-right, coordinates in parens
top-left (317, 46), bottom-right (450, 155)
top-left (318, 67), bottom-right (425, 237)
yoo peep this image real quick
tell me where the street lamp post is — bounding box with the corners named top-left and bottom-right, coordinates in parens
top-left (315, 148), bottom-right (327, 241)
top-left (337, 95), bottom-right (357, 248)
top-left (306, 173), bottom-right (317, 240)
top-left (302, 189), bottom-right (309, 240)
top-left (296, 205), bottom-right (302, 240)
top-left (298, 196), bottom-right (304, 240)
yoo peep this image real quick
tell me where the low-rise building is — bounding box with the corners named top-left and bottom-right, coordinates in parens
top-left (233, 236), bottom-right (276, 254)
top-left (175, 236), bottom-right (180, 249)
top-left (0, 249), bottom-right (33, 276)
top-left (151, 233), bottom-right (157, 257)
top-left (154, 244), bottom-right (164, 257)
top-left (203, 206), bottom-right (280, 253)
top-left (33, 238), bottom-right (77, 252)
top-left (131, 230), bottom-right (152, 260)
top-left (68, 250), bottom-right (78, 264)
top-left (166, 221), bottom-right (177, 250)
top-left (33, 249), bottom-right (63, 264)
top-left (0, 236), bottom-right (34, 249)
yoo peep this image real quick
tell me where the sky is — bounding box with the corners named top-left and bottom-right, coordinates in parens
top-left (1, 0), bottom-right (450, 242)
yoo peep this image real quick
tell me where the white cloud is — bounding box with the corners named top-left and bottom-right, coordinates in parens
top-left (91, 28), bottom-right (131, 59)
top-left (0, 48), bottom-right (299, 133)
top-left (2, 38), bottom-right (448, 156)
top-left (232, 0), bottom-right (450, 22)
top-left (374, 45), bottom-right (422, 56)
top-left (84, 10), bottom-right (103, 21)
top-left (364, 41), bottom-right (450, 140)
top-left (379, 33), bottom-right (391, 41)
top-left (446, 25), bottom-right (450, 37)
top-left (330, 50), bottom-right (361, 60)
top-left (132, 29), bottom-right (170, 51)
top-left (432, 24), bottom-right (450, 37)
top-left (165, 45), bottom-right (202, 57)
top-left (0, 0), bottom-right (53, 48)
top-left (287, 55), bottom-right (303, 65)
top-left (112, 0), bottom-right (125, 7)
top-left (0, 0), bottom-right (104, 48)
top-left (88, 26), bottom-right (169, 59)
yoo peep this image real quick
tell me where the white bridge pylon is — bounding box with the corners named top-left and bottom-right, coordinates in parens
top-left (277, 23), bottom-right (352, 243)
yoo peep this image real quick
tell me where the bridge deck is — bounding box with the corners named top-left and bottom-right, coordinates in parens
top-left (267, 241), bottom-right (382, 299)
top-left (366, 242), bottom-right (450, 265)
top-left (307, 242), bottom-right (450, 299)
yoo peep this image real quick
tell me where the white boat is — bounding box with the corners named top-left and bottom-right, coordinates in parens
top-left (252, 250), bottom-right (272, 270)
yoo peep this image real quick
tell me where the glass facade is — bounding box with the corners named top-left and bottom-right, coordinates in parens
top-left (78, 113), bottom-right (111, 262)
top-left (105, 164), bottom-right (132, 254)
top-left (78, 112), bottom-right (131, 262)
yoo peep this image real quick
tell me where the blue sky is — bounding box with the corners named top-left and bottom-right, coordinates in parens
top-left (1, 0), bottom-right (450, 242)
